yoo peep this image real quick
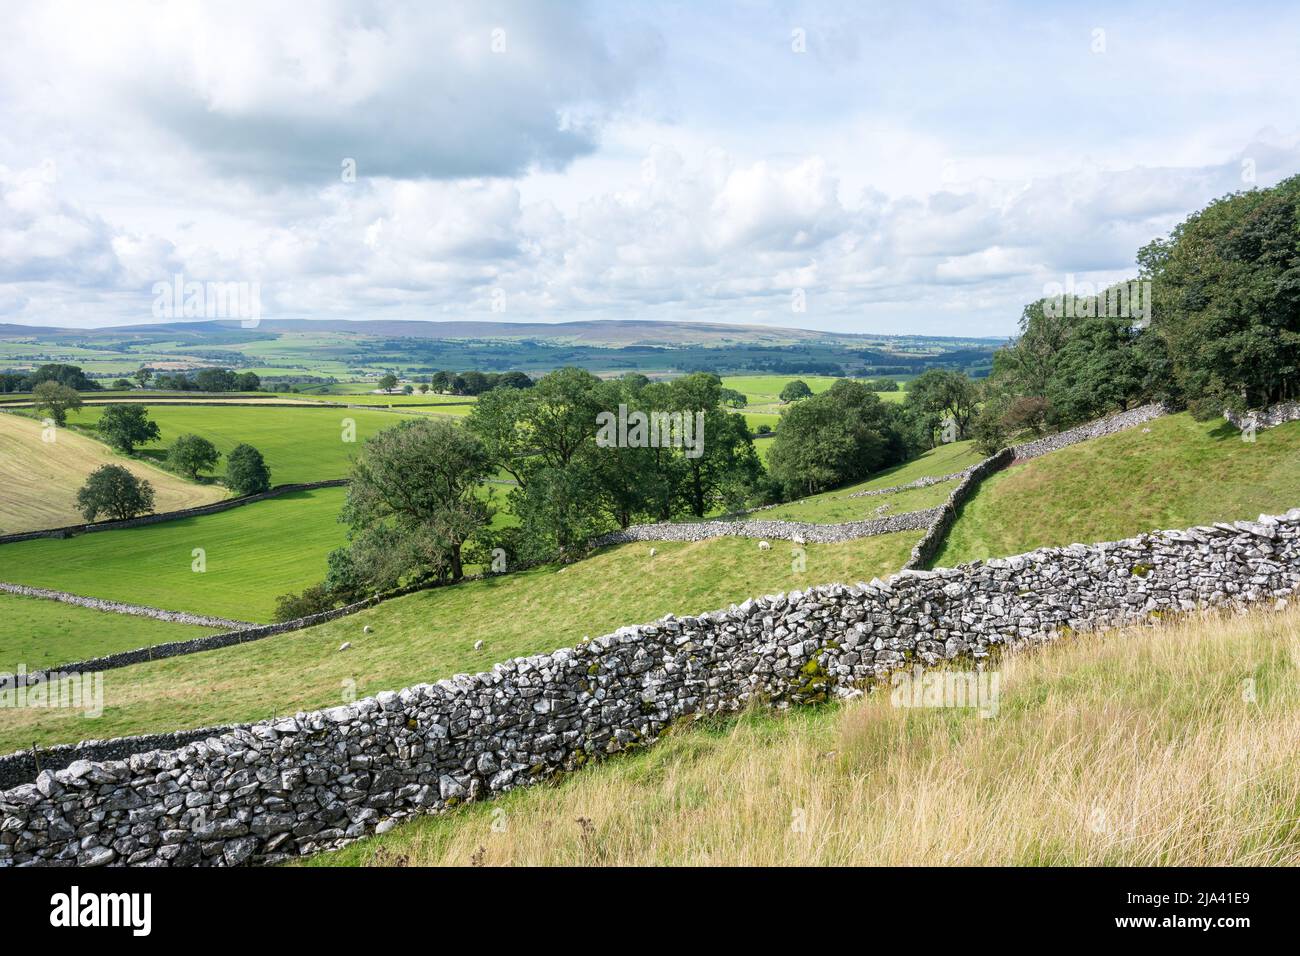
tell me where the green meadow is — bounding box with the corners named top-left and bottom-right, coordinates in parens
top-left (0, 531), bottom-right (921, 754)
top-left (74, 404), bottom-right (412, 483)
top-left (936, 414), bottom-right (1300, 567)
top-left (0, 488), bottom-right (350, 623)
top-left (0, 592), bottom-right (215, 669)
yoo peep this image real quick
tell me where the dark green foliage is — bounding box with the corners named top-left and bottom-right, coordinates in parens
top-left (96, 403), bottom-right (161, 453)
top-left (166, 433), bottom-right (221, 478)
top-left (76, 465), bottom-right (155, 521)
top-left (225, 443), bottom-right (272, 494)
top-left (272, 584), bottom-right (337, 623)
top-left (779, 379), bottom-right (813, 402)
top-left (767, 379), bottom-right (911, 498)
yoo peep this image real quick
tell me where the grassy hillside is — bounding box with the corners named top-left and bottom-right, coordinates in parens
top-left (304, 602), bottom-right (1300, 867)
top-left (72, 404), bottom-right (411, 483)
top-left (0, 412), bottom-right (226, 533)
top-left (0, 592), bottom-right (215, 669)
top-left (936, 414), bottom-right (1300, 566)
top-left (0, 488), bottom-right (349, 623)
top-left (0, 531), bottom-right (920, 754)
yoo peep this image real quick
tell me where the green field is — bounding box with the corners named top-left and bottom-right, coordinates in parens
top-left (936, 414), bottom-right (1300, 566)
top-left (0, 592), bottom-right (215, 670)
top-left (0, 488), bottom-right (349, 623)
top-left (73, 404), bottom-right (413, 483)
top-left (0, 531), bottom-right (921, 754)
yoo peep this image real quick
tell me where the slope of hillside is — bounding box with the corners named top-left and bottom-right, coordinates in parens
top-left (935, 413), bottom-right (1300, 567)
top-left (0, 531), bottom-right (921, 754)
top-left (0, 411), bottom-right (225, 533)
top-left (303, 603), bottom-right (1300, 867)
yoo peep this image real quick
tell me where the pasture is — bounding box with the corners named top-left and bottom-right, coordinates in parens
top-left (936, 414), bottom-right (1300, 566)
top-left (74, 404), bottom-right (414, 483)
top-left (0, 592), bottom-right (215, 670)
top-left (0, 487), bottom-right (350, 623)
top-left (0, 530), bottom-right (922, 754)
top-left (0, 411), bottom-right (226, 533)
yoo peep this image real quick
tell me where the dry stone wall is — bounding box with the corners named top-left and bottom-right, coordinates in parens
top-left (2, 507), bottom-right (1298, 868)
top-left (1224, 401), bottom-right (1300, 433)
top-left (594, 507), bottom-right (940, 546)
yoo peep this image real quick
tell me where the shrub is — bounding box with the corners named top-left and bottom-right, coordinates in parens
top-left (272, 584), bottom-right (336, 623)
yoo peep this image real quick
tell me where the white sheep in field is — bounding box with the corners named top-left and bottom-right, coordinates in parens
top-left (758, 541), bottom-right (771, 551)
top-left (649, 547), bottom-right (657, 557)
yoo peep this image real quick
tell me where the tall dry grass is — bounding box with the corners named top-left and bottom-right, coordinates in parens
top-left (307, 602), bottom-right (1300, 867)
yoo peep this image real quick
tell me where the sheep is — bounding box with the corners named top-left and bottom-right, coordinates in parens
top-left (758, 540), bottom-right (771, 551)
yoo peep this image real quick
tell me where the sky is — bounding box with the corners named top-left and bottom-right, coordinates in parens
top-left (1, 0), bottom-right (1298, 335)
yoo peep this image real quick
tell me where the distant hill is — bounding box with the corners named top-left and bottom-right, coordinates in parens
top-left (0, 318), bottom-right (1001, 350)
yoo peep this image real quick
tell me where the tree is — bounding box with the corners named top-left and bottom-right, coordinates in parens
top-left (226, 443), bottom-right (272, 494)
top-left (402, 384), bottom-right (414, 395)
top-left (134, 367), bottom-right (153, 388)
top-left (76, 465), bottom-right (155, 521)
top-left (719, 387), bottom-right (747, 408)
top-left (167, 434), bottom-right (221, 478)
top-left (418, 382), bottom-right (430, 394)
top-left (378, 373), bottom-right (399, 393)
top-left (666, 373), bottom-right (762, 517)
top-left (97, 404), bottom-right (161, 453)
top-left (430, 370), bottom-right (451, 393)
top-left (511, 461), bottom-right (610, 562)
top-left (32, 381), bottom-right (83, 426)
top-left (767, 380), bottom-right (910, 498)
top-left (341, 418), bottom-right (492, 582)
top-left (234, 371), bottom-right (261, 391)
top-left (459, 370), bottom-right (490, 395)
top-left (904, 369), bottom-right (979, 444)
top-left (112, 378), bottom-right (133, 390)
top-left (780, 380), bottom-right (813, 403)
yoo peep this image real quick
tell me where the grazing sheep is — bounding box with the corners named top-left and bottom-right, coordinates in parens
top-left (338, 642), bottom-right (352, 652)
top-left (792, 535), bottom-right (806, 546)
top-left (363, 625), bottom-right (372, 634)
top-left (758, 540), bottom-right (771, 551)
top-left (649, 547), bottom-right (657, 557)
top-left (474, 639), bottom-right (484, 651)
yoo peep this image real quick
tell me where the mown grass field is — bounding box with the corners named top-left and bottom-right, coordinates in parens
top-left (0, 488), bottom-right (349, 623)
top-left (936, 414), bottom-right (1300, 566)
top-left (73, 404), bottom-right (412, 483)
top-left (0, 411), bottom-right (226, 533)
top-left (0, 592), bottom-right (215, 670)
top-left (304, 602), bottom-right (1300, 867)
top-left (0, 531), bottom-right (921, 754)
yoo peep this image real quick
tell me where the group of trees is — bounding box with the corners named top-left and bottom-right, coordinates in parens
top-left (377, 370), bottom-right (535, 395)
top-left (967, 174), bottom-right (1300, 451)
top-left (278, 368), bottom-right (763, 618)
top-left (0, 363), bottom-right (101, 394)
top-left (766, 380), bottom-right (913, 498)
top-left (142, 367), bottom-right (262, 392)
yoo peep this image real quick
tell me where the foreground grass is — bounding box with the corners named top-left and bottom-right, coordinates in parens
top-left (72, 404), bottom-right (414, 483)
top-left (0, 412), bottom-right (224, 533)
top-left (0, 592), bottom-right (214, 669)
top-left (0, 531), bottom-right (919, 754)
top-left (304, 602), bottom-right (1300, 867)
top-left (937, 414), bottom-right (1300, 566)
top-left (0, 488), bottom-right (349, 623)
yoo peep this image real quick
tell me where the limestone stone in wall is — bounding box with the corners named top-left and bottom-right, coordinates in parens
top-left (2, 508), bottom-right (1297, 868)
top-left (1224, 401), bottom-right (1300, 433)
top-left (594, 508), bottom-right (941, 547)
